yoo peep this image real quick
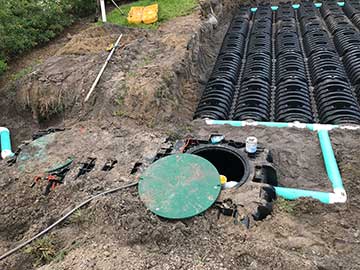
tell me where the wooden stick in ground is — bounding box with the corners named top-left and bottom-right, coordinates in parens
top-left (110, 0), bottom-right (125, 15)
top-left (84, 33), bottom-right (123, 102)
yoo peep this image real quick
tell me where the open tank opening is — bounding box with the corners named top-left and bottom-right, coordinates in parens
top-left (187, 145), bottom-right (250, 185)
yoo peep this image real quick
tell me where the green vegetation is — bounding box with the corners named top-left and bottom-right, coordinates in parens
top-left (0, 60), bottom-right (7, 75)
top-left (115, 95), bottom-right (125, 106)
top-left (0, 0), bottom-right (197, 76)
top-left (114, 95), bottom-right (127, 117)
top-left (276, 198), bottom-right (299, 214)
top-left (67, 209), bottom-right (88, 225)
top-left (11, 66), bottom-right (33, 81)
top-left (53, 241), bottom-right (82, 263)
top-left (107, 0), bottom-right (198, 29)
top-left (24, 235), bottom-right (82, 266)
top-left (0, 0), bottom-right (96, 76)
top-left (24, 236), bottom-right (57, 266)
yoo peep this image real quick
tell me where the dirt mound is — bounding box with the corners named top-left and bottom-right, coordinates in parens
top-left (5, 25), bottom-right (142, 123)
top-left (56, 25), bottom-right (140, 56)
top-left (15, 55), bottom-right (101, 121)
top-left (3, 5), bottom-right (225, 134)
top-left (57, 26), bottom-right (117, 55)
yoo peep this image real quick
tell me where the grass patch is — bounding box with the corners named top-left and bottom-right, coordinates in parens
top-left (276, 197), bottom-right (299, 214)
top-left (11, 66), bottom-right (33, 81)
top-left (0, 60), bottom-right (7, 76)
top-left (67, 209), bottom-right (88, 225)
top-left (53, 241), bottom-right (82, 263)
top-left (115, 96), bottom-right (125, 106)
top-left (10, 60), bottom-right (42, 81)
top-left (24, 236), bottom-right (83, 266)
top-left (106, 0), bottom-right (198, 29)
top-left (127, 70), bottom-right (137, 77)
top-left (24, 237), bottom-right (57, 266)
top-left (113, 93), bottom-right (127, 117)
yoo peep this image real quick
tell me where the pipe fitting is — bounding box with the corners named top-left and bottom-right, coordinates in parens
top-left (0, 127), bottom-right (14, 159)
top-left (329, 188), bottom-right (347, 203)
top-left (206, 120), bottom-right (349, 204)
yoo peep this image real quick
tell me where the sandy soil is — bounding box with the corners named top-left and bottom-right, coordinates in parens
top-left (1, 0), bottom-right (360, 269)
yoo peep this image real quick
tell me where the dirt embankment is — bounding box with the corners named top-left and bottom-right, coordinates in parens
top-left (0, 0), bottom-right (235, 146)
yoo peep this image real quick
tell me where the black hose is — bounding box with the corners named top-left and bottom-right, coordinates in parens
top-left (0, 182), bottom-right (138, 261)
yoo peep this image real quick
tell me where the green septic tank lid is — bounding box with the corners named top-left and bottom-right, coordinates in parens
top-left (138, 154), bottom-right (221, 219)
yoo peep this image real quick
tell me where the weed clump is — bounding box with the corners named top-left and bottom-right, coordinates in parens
top-left (24, 236), bottom-right (57, 266)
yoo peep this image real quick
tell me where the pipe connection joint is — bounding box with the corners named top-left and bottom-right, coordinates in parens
top-left (329, 188), bottom-right (347, 204)
top-left (0, 127), bottom-right (15, 159)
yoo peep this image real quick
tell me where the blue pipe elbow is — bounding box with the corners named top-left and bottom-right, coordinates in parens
top-left (0, 127), bottom-right (14, 159)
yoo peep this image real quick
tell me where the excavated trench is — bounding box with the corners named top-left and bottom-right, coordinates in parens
top-left (0, 0), bottom-right (238, 147)
top-left (194, 1), bottom-right (360, 125)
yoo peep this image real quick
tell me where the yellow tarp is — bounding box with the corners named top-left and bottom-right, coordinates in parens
top-left (127, 3), bottom-right (158, 25)
top-left (127, 6), bottom-right (143, 24)
top-left (142, 4), bottom-right (158, 24)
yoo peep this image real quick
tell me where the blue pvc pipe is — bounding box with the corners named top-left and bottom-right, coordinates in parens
top-left (0, 127), bottom-right (14, 159)
top-left (274, 187), bottom-right (330, 203)
top-left (253, 121), bottom-right (290, 128)
top-left (207, 120), bottom-right (290, 128)
top-left (207, 120), bottom-right (244, 127)
top-left (318, 130), bottom-right (344, 190)
top-left (206, 119), bottom-right (342, 131)
top-left (206, 119), bottom-right (347, 203)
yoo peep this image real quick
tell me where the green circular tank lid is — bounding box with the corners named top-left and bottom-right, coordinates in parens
top-left (138, 154), bottom-right (221, 219)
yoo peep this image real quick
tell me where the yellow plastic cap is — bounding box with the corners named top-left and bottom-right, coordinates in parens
top-left (220, 175), bottom-right (227, 184)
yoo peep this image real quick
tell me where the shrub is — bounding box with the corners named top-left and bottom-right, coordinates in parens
top-left (0, 60), bottom-right (7, 75)
top-left (64, 0), bottom-right (97, 18)
top-left (0, 0), bottom-right (96, 75)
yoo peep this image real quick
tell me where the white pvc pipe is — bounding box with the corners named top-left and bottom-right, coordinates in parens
top-left (100, 0), bottom-right (107, 22)
top-left (84, 34), bottom-right (123, 102)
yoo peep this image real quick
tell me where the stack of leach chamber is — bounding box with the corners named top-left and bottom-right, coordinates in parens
top-left (194, 7), bottom-right (251, 120)
top-left (274, 3), bottom-right (313, 123)
top-left (330, 0), bottom-right (360, 112)
top-left (232, 6), bottom-right (272, 121)
top-left (342, 0), bottom-right (360, 29)
top-left (195, 2), bottom-right (360, 124)
top-left (299, 1), bottom-right (360, 124)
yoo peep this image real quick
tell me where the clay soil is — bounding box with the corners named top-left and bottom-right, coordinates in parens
top-left (1, 1), bottom-right (360, 269)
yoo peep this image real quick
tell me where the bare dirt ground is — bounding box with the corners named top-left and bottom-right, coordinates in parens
top-left (1, 0), bottom-right (360, 269)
